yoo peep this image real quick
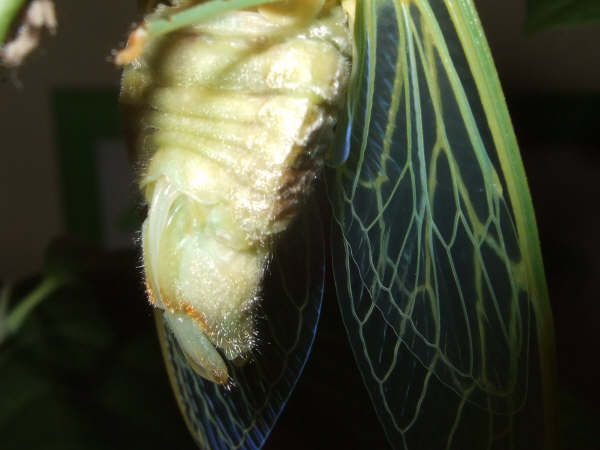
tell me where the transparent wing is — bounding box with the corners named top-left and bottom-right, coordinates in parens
top-left (329, 1), bottom-right (557, 449)
top-left (156, 202), bottom-right (325, 450)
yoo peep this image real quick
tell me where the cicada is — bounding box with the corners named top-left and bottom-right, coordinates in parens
top-left (118, 1), bottom-right (557, 449)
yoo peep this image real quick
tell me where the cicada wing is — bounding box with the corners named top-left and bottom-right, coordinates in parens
top-left (156, 201), bottom-right (325, 450)
top-left (329, 1), bottom-right (557, 449)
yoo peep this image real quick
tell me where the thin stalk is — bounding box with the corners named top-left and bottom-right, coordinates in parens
top-left (0, 274), bottom-right (68, 343)
top-left (146, 0), bottom-right (278, 38)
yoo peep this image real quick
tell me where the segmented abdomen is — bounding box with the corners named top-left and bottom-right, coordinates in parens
top-left (120, 5), bottom-right (351, 382)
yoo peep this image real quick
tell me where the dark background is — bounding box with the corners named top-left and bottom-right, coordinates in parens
top-left (1, 1), bottom-right (599, 449)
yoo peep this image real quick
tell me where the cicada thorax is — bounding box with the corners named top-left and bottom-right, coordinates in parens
top-left (120, 2), bottom-right (351, 383)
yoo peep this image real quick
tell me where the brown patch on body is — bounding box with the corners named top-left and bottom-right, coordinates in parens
top-left (184, 304), bottom-right (211, 334)
top-left (146, 283), bottom-right (212, 336)
top-left (145, 281), bottom-right (156, 305)
top-left (273, 153), bottom-right (323, 227)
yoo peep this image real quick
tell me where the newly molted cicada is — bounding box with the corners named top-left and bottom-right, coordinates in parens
top-left (119, 1), bottom-right (557, 449)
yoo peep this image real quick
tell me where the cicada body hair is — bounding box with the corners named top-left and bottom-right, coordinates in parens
top-left (120, 0), bottom-right (353, 384)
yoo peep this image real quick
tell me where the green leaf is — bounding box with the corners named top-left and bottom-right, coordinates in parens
top-left (0, 0), bottom-right (28, 44)
top-left (526, 0), bottom-right (600, 32)
top-left (0, 253), bottom-right (195, 449)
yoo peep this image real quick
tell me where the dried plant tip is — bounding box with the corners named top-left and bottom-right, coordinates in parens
top-left (114, 25), bottom-right (148, 66)
top-left (0, 0), bottom-right (57, 67)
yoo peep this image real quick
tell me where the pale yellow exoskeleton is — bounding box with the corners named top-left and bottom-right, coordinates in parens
top-left (120, 0), bottom-right (352, 384)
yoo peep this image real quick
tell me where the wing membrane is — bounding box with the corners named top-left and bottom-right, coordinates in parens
top-left (157, 203), bottom-right (325, 450)
top-left (330, 1), bottom-right (556, 448)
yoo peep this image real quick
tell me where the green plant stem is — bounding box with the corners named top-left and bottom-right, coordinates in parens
top-left (0, 0), bottom-right (28, 44)
top-left (0, 274), bottom-right (67, 343)
top-left (146, 0), bottom-right (278, 38)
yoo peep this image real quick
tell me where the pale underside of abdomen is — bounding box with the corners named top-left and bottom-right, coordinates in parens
top-left (120, 4), bottom-right (351, 383)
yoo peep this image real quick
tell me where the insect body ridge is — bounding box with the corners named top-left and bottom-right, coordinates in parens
top-left (120, 3), bottom-right (352, 384)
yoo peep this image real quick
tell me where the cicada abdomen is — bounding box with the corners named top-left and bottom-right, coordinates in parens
top-left (120, 1), bottom-right (352, 384)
